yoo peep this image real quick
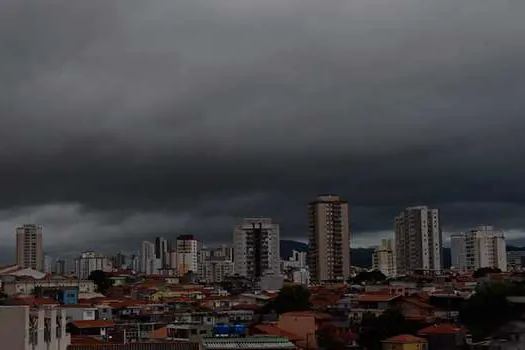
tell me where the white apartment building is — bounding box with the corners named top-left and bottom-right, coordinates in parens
top-left (292, 268), bottom-right (310, 286)
top-left (451, 226), bottom-right (507, 272)
top-left (74, 251), bottom-right (113, 279)
top-left (0, 305), bottom-right (70, 350)
top-left (372, 239), bottom-right (396, 278)
top-left (234, 218), bottom-right (280, 280)
top-left (176, 235), bottom-right (198, 276)
top-left (395, 206), bottom-right (442, 275)
top-left (282, 250), bottom-right (307, 272)
top-left (141, 241), bottom-right (162, 275)
top-left (201, 257), bottom-right (234, 283)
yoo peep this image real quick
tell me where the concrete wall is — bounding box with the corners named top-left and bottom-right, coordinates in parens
top-left (0, 306), bottom-right (28, 350)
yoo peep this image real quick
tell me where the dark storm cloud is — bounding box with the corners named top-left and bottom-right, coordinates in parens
top-left (0, 0), bottom-right (524, 251)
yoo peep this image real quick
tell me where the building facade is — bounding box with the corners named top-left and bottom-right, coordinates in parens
top-left (450, 226), bottom-right (507, 272)
top-left (373, 239), bottom-right (396, 278)
top-left (201, 257), bottom-right (234, 283)
top-left (233, 218), bottom-right (280, 280)
top-left (507, 250), bottom-right (525, 271)
top-left (176, 235), bottom-right (198, 276)
top-left (141, 241), bottom-right (161, 275)
top-left (450, 234), bottom-right (467, 271)
top-left (74, 251), bottom-right (113, 279)
top-left (394, 206), bottom-right (442, 275)
top-left (154, 237), bottom-right (171, 268)
top-left (16, 224), bottom-right (44, 271)
top-left (308, 195), bottom-right (350, 283)
top-left (0, 305), bottom-right (70, 350)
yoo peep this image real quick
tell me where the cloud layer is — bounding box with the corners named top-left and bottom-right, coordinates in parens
top-left (1, 0), bottom-right (524, 255)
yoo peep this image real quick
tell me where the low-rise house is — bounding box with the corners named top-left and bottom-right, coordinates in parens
top-left (2, 276), bottom-right (96, 297)
top-left (61, 304), bottom-right (98, 322)
top-left (277, 311), bottom-right (333, 349)
top-left (237, 293), bottom-right (272, 306)
top-left (382, 334), bottom-right (428, 350)
top-left (417, 324), bottom-right (466, 350)
top-left (67, 320), bottom-right (115, 338)
top-left (349, 294), bottom-right (402, 322)
top-left (395, 296), bottom-right (435, 323)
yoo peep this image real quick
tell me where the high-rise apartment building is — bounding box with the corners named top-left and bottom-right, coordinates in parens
top-left (282, 250), bottom-right (308, 271)
top-left (16, 224), bottom-right (44, 271)
top-left (141, 241), bottom-right (161, 274)
top-left (74, 251), bottom-right (113, 279)
top-left (55, 259), bottom-right (67, 275)
top-left (175, 235), bottom-right (198, 276)
top-left (450, 226), bottom-right (507, 272)
top-left (372, 239), bottom-right (396, 278)
top-left (307, 195), bottom-right (350, 283)
top-left (233, 218), bottom-right (280, 280)
top-left (450, 234), bottom-right (466, 271)
top-left (507, 251), bottom-right (525, 271)
top-left (394, 206), bottom-right (442, 275)
top-left (44, 255), bottom-right (53, 274)
top-left (201, 257), bottom-right (235, 283)
top-left (155, 237), bottom-right (171, 268)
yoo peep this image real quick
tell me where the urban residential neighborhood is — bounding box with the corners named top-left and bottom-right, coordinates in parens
top-left (1, 196), bottom-right (524, 350)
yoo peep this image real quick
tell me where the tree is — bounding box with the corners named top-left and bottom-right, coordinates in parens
top-left (352, 270), bottom-right (387, 285)
top-left (473, 267), bottom-right (501, 278)
top-left (358, 308), bottom-right (423, 350)
top-left (88, 270), bottom-right (113, 295)
top-left (460, 282), bottom-right (517, 341)
top-left (264, 284), bottom-right (312, 314)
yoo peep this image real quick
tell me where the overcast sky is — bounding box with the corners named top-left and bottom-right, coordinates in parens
top-left (1, 0), bottom-right (524, 258)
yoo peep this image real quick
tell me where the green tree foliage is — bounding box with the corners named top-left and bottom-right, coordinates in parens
top-left (88, 270), bottom-right (113, 295)
top-left (264, 284), bottom-right (312, 314)
top-left (459, 282), bottom-right (520, 341)
top-left (358, 308), bottom-right (424, 350)
top-left (351, 270), bottom-right (387, 285)
top-left (473, 267), bottom-right (501, 279)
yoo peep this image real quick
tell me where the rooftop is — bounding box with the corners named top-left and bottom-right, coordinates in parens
top-left (357, 294), bottom-right (401, 303)
top-left (418, 324), bottom-right (465, 335)
top-left (383, 334), bottom-right (427, 344)
top-left (253, 324), bottom-right (303, 341)
top-left (201, 336), bottom-right (296, 349)
top-left (70, 320), bottom-right (115, 329)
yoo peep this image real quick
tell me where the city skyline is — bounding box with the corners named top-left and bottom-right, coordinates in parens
top-left (0, 0), bottom-right (524, 256)
top-left (0, 211), bottom-right (523, 264)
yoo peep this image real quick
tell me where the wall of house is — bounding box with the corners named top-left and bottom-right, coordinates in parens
top-left (0, 306), bottom-right (27, 350)
top-left (278, 314), bottom-right (317, 348)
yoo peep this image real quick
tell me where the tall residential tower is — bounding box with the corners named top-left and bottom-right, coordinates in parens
top-left (450, 226), bottom-right (506, 272)
top-left (394, 206), bottom-right (442, 275)
top-left (233, 218), bottom-right (280, 281)
top-left (16, 224), bottom-right (44, 271)
top-left (307, 195), bottom-right (350, 283)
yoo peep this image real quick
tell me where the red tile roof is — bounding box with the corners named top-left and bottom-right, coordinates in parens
top-left (71, 320), bottom-right (115, 329)
top-left (8, 297), bottom-right (59, 306)
top-left (418, 324), bottom-right (465, 335)
top-left (357, 294), bottom-right (400, 302)
top-left (253, 324), bottom-right (303, 341)
top-left (281, 311), bottom-right (332, 320)
top-left (401, 297), bottom-right (434, 309)
top-left (383, 334), bottom-right (427, 344)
